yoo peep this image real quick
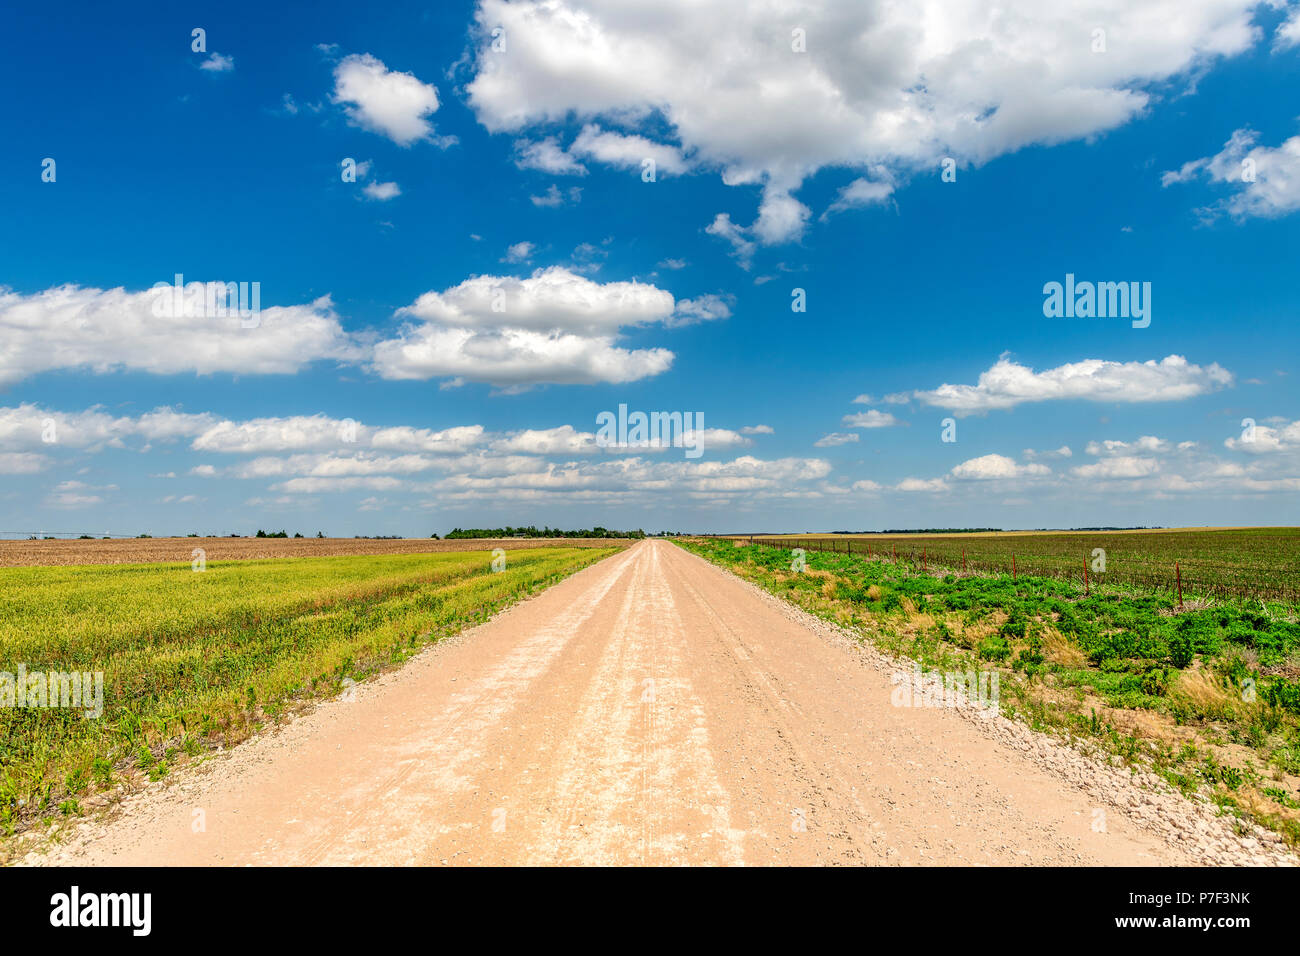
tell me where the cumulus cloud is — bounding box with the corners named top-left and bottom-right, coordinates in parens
top-left (1275, 5), bottom-right (1300, 50)
top-left (843, 409), bottom-right (899, 428)
top-left (949, 453), bottom-right (1050, 480)
top-left (0, 284), bottom-right (355, 386)
top-left (1163, 127), bottom-right (1300, 220)
top-left (667, 294), bottom-right (732, 327)
top-left (1071, 456), bottom-right (1161, 479)
top-left (467, 0), bottom-right (1265, 248)
top-left (0, 404), bottom-right (211, 452)
top-left (740, 424), bottom-right (774, 435)
top-left (911, 354), bottom-right (1233, 415)
top-left (332, 53), bottom-right (441, 146)
top-left (1224, 418), bottom-right (1300, 453)
top-left (514, 136), bottom-right (588, 174)
top-left (570, 124), bottom-right (690, 176)
top-left (503, 241), bottom-right (534, 263)
top-left (371, 267), bottom-right (683, 386)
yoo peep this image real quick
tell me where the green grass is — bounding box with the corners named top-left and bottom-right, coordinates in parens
top-left (0, 546), bottom-right (619, 839)
top-left (679, 536), bottom-right (1300, 845)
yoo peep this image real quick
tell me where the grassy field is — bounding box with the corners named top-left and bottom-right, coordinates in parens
top-left (736, 527), bottom-right (1300, 601)
top-left (0, 535), bottom-right (628, 567)
top-left (0, 545), bottom-right (620, 842)
top-left (680, 536), bottom-right (1300, 844)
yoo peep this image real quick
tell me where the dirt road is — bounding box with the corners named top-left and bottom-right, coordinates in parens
top-left (34, 540), bottom-right (1210, 866)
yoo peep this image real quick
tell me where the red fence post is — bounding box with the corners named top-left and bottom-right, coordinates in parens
top-left (962, 548), bottom-right (966, 572)
top-left (1012, 554), bottom-right (1016, 582)
top-left (1084, 557), bottom-right (1089, 597)
top-left (922, 548), bottom-right (927, 571)
top-left (1176, 562), bottom-right (1183, 610)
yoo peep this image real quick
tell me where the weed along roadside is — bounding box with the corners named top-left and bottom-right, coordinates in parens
top-left (677, 536), bottom-right (1300, 847)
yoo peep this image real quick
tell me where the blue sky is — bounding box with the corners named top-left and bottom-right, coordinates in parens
top-left (2, 0), bottom-right (1298, 535)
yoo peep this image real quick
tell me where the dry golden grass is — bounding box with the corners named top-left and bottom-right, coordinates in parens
top-left (1171, 665), bottom-right (1239, 716)
top-left (1042, 627), bottom-right (1087, 669)
top-left (0, 536), bottom-right (631, 568)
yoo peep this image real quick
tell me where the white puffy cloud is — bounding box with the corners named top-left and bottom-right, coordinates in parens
top-left (514, 136), bottom-right (588, 174)
top-left (362, 180), bottom-right (401, 201)
top-left (332, 53), bottom-right (441, 146)
top-left (741, 424), bottom-right (774, 435)
top-left (704, 213), bottom-right (757, 265)
top-left (467, 0), bottom-right (1265, 247)
top-left (503, 241), bottom-right (535, 263)
top-left (843, 409), bottom-right (900, 428)
top-left (1072, 456), bottom-right (1162, 479)
top-left (824, 171), bottom-right (896, 218)
top-left (950, 454), bottom-right (1050, 480)
top-left (668, 294), bottom-right (732, 327)
top-left (371, 267), bottom-right (683, 386)
top-left (570, 124), bottom-right (690, 176)
top-left (1275, 5), bottom-right (1300, 49)
top-left (199, 53), bottom-right (234, 72)
top-left (0, 283), bottom-right (355, 386)
top-left (1163, 127), bottom-right (1300, 220)
top-left (912, 354), bottom-right (1233, 415)
top-left (1224, 418), bottom-right (1300, 453)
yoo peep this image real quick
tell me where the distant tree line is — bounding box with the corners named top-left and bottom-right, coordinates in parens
top-left (868, 528), bottom-right (1004, 534)
top-left (443, 526), bottom-right (646, 539)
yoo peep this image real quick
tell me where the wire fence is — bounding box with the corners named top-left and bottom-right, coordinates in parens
top-left (710, 535), bottom-right (1300, 605)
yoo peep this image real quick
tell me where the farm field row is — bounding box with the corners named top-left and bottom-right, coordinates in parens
top-left (0, 535), bottom-right (630, 568)
top-left (679, 537), bottom-right (1300, 845)
top-left (0, 546), bottom-right (620, 850)
top-left (732, 527), bottom-right (1300, 601)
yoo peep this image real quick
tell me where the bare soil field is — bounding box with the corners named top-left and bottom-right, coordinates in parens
top-left (0, 536), bottom-right (630, 567)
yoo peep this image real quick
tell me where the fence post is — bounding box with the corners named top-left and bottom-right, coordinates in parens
top-left (1012, 554), bottom-right (1016, 582)
top-left (962, 548), bottom-right (966, 572)
top-left (1084, 557), bottom-right (1089, 597)
top-left (1176, 562), bottom-right (1183, 610)
top-left (922, 548), bottom-right (926, 571)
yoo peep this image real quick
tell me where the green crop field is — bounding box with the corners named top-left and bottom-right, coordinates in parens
top-left (735, 527), bottom-right (1300, 601)
top-left (680, 535), bottom-right (1300, 844)
top-left (0, 546), bottom-right (619, 841)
